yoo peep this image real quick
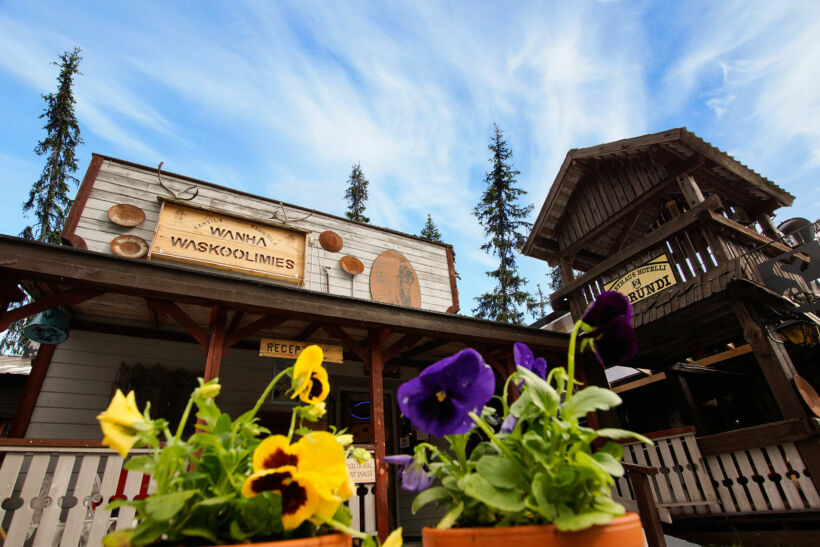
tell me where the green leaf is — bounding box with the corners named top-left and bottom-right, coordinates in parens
top-left (553, 509), bottom-right (616, 532)
top-left (436, 501), bottom-right (463, 529)
top-left (561, 387), bottom-right (621, 421)
top-left (102, 529), bottom-right (133, 547)
top-left (124, 455), bottom-right (155, 474)
top-left (130, 518), bottom-right (166, 546)
top-left (592, 451), bottom-right (624, 477)
top-left (459, 473), bottom-right (525, 512)
top-left (193, 494), bottom-right (235, 507)
top-left (144, 490), bottom-right (197, 521)
top-left (573, 451), bottom-right (613, 485)
top-left (412, 486), bottom-right (451, 513)
top-left (516, 366), bottom-right (559, 416)
top-left (597, 441), bottom-right (624, 461)
top-left (592, 495), bottom-right (626, 516)
top-left (181, 527), bottom-right (221, 544)
top-left (595, 428), bottom-right (653, 444)
top-left (476, 455), bottom-right (526, 489)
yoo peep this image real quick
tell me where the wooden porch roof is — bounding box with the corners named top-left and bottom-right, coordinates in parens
top-left (523, 128), bottom-right (795, 268)
top-left (0, 236), bottom-right (568, 366)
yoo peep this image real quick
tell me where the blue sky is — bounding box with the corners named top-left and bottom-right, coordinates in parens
top-left (1, 1), bottom-right (819, 319)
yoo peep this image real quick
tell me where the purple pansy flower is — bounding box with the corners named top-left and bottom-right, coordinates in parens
top-left (383, 454), bottom-right (434, 492)
top-left (513, 343), bottom-right (547, 379)
top-left (397, 348), bottom-right (495, 437)
top-left (579, 291), bottom-right (638, 367)
top-left (500, 414), bottom-right (518, 434)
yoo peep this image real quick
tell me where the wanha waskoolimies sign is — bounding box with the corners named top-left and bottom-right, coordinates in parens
top-left (604, 254), bottom-right (678, 304)
top-left (150, 201), bottom-right (306, 283)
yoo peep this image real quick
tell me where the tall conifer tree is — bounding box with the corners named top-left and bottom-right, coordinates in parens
top-left (3, 48), bottom-right (82, 355)
top-left (419, 214), bottom-right (442, 242)
top-left (473, 124), bottom-right (535, 324)
top-left (343, 162), bottom-right (370, 223)
top-left (22, 47), bottom-right (83, 243)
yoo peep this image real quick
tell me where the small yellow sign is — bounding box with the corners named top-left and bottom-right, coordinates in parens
top-left (259, 339), bottom-right (344, 363)
top-left (604, 254), bottom-right (678, 304)
top-left (347, 457), bottom-right (376, 484)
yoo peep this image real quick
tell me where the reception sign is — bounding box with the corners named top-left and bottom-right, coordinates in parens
top-left (151, 202), bottom-right (305, 283)
top-left (259, 339), bottom-right (344, 363)
top-left (604, 254), bottom-right (677, 304)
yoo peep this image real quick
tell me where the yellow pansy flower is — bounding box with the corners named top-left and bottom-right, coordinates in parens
top-left (253, 435), bottom-right (298, 473)
top-left (241, 465), bottom-right (321, 531)
top-left (291, 345), bottom-right (330, 404)
top-left (383, 527), bottom-right (403, 547)
top-left (96, 390), bottom-right (145, 458)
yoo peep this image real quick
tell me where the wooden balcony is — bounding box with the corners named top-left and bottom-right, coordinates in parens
top-left (550, 195), bottom-right (814, 333)
top-left (0, 440), bottom-right (377, 546)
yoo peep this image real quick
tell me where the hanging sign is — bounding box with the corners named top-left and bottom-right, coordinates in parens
top-left (370, 250), bottom-right (421, 308)
top-left (347, 456), bottom-right (376, 483)
top-left (151, 202), bottom-right (306, 283)
top-left (604, 254), bottom-right (678, 304)
top-left (259, 339), bottom-right (344, 363)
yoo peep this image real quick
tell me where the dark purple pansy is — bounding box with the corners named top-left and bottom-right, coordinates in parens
top-left (384, 454), bottom-right (434, 492)
top-left (500, 414), bottom-right (518, 434)
top-left (513, 343), bottom-right (547, 379)
top-left (579, 291), bottom-right (638, 367)
top-left (397, 348), bottom-right (495, 437)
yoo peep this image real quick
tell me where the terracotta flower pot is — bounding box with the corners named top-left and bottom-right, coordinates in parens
top-left (422, 513), bottom-right (644, 547)
top-left (222, 533), bottom-right (351, 547)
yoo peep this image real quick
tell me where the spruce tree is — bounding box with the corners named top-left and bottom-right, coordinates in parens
top-left (473, 124), bottom-right (535, 324)
top-left (3, 48), bottom-right (82, 355)
top-left (419, 214), bottom-right (442, 242)
top-left (343, 162), bottom-right (370, 223)
top-left (22, 47), bottom-right (83, 243)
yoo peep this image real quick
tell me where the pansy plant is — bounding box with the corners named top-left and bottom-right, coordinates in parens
top-left (97, 346), bottom-right (401, 547)
top-left (386, 291), bottom-right (651, 532)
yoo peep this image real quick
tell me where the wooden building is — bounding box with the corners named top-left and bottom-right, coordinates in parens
top-left (0, 155), bottom-right (569, 545)
top-left (523, 128), bottom-right (820, 545)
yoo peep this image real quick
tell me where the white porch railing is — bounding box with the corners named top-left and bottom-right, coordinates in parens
top-left (0, 441), bottom-right (376, 546)
top-left (614, 426), bottom-right (820, 517)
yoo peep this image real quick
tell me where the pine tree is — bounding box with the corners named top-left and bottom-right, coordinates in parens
top-left (22, 47), bottom-right (83, 243)
top-left (343, 162), bottom-right (370, 223)
top-left (3, 48), bottom-right (82, 356)
top-left (473, 124), bottom-right (535, 324)
top-left (419, 214), bottom-right (442, 242)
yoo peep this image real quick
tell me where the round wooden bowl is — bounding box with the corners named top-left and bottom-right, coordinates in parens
top-left (319, 231), bottom-right (343, 253)
top-left (110, 235), bottom-right (149, 258)
top-left (108, 204), bottom-right (146, 227)
top-left (339, 255), bottom-right (364, 275)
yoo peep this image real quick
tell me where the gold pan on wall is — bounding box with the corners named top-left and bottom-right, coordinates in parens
top-left (108, 204), bottom-right (146, 227)
top-left (111, 235), bottom-right (149, 258)
top-left (340, 255), bottom-right (364, 275)
top-left (370, 250), bottom-right (421, 308)
top-left (319, 231), bottom-right (343, 253)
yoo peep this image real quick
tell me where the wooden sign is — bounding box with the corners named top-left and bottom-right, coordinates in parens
top-left (604, 254), bottom-right (678, 304)
top-left (370, 250), bottom-right (421, 308)
top-left (151, 202), bottom-right (305, 283)
top-left (259, 339), bottom-right (344, 363)
top-left (347, 457), bottom-right (375, 484)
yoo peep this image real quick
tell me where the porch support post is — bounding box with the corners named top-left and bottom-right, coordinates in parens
top-left (204, 305), bottom-right (226, 381)
top-left (368, 327), bottom-right (390, 542)
top-left (9, 344), bottom-right (57, 437)
top-left (731, 300), bottom-right (805, 420)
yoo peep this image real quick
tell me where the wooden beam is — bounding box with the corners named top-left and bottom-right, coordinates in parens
top-left (692, 344), bottom-right (753, 367)
top-left (697, 418), bottom-right (813, 455)
top-left (613, 208), bottom-right (643, 252)
top-left (612, 372), bottom-right (667, 394)
top-left (222, 315), bottom-right (288, 356)
top-left (0, 288), bottom-right (102, 331)
top-left (320, 323), bottom-right (369, 363)
top-left (294, 322), bottom-right (320, 341)
top-left (0, 275), bottom-right (26, 302)
top-left (226, 310), bottom-right (244, 336)
top-left (732, 300), bottom-right (805, 420)
top-left (558, 157), bottom-right (703, 259)
top-left (397, 339), bottom-right (451, 361)
top-left (383, 334), bottom-right (422, 363)
top-left (552, 195), bottom-right (722, 304)
top-left (367, 328), bottom-right (389, 542)
top-left (626, 466), bottom-right (667, 547)
top-left (204, 305), bottom-right (226, 380)
top-left (146, 299), bottom-right (209, 350)
top-left (8, 344), bottom-right (57, 437)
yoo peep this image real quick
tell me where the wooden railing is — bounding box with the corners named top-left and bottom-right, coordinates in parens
top-left (0, 440), bottom-right (377, 545)
top-left (551, 196), bottom-right (814, 320)
top-left (615, 425), bottom-right (820, 517)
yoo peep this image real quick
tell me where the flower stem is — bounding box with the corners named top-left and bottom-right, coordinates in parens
top-left (287, 409), bottom-right (298, 442)
top-left (174, 395), bottom-right (195, 442)
top-left (313, 514), bottom-right (368, 540)
top-left (468, 411), bottom-right (518, 462)
top-left (565, 320), bottom-right (583, 403)
top-left (249, 366), bottom-right (293, 419)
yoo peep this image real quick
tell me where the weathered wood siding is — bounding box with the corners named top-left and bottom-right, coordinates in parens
top-left (72, 159), bottom-right (455, 312)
